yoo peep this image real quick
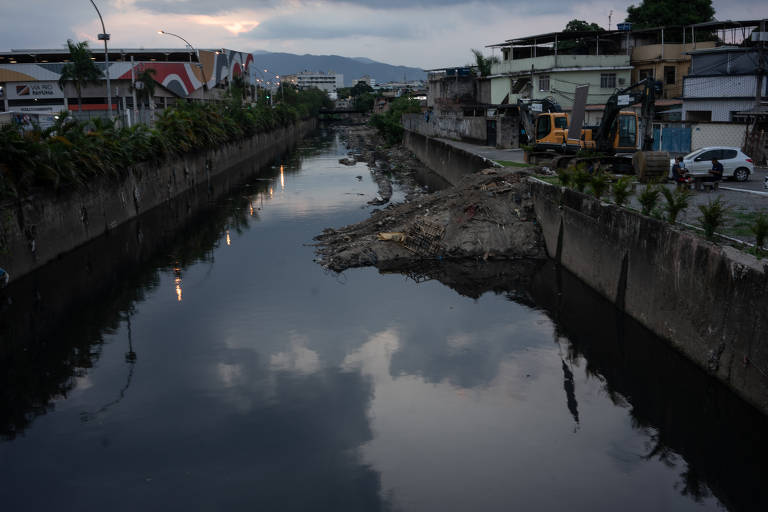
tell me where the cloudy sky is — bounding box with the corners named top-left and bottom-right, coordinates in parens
top-left (1, 1), bottom-right (764, 68)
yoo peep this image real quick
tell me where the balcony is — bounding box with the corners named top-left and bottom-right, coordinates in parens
top-left (492, 54), bottom-right (630, 75)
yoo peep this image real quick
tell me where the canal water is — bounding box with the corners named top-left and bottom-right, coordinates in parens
top-left (1, 130), bottom-right (766, 511)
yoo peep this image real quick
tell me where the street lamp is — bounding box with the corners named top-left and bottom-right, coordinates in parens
top-left (158, 30), bottom-right (207, 99)
top-left (89, 0), bottom-right (112, 120)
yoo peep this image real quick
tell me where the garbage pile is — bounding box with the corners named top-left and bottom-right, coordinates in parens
top-left (314, 169), bottom-right (546, 272)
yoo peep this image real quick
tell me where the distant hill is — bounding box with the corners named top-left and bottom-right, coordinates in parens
top-left (249, 52), bottom-right (426, 86)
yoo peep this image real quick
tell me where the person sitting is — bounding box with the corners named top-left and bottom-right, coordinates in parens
top-left (672, 156), bottom-right (687, 183)
top-left (700, 158), bottom-right (723, 182)
top-left (671, 156), bottom-right (690, 185)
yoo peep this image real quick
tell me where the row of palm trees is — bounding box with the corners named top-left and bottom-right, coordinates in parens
top-left (58, 39), bottom-right (156, 113)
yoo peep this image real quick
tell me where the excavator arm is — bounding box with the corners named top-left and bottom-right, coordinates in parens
top-left (517, 98), bottom-right (562, 143)
top-left (594, 77), bottom-right (658, 154)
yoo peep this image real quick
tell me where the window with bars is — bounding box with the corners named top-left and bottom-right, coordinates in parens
top-left (539, 75), bottom-right (550, 92)
top-left (600, 73), bottom-right (616, 89)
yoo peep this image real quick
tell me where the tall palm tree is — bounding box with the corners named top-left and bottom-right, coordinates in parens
top-left (58, 39), bottom-right (103, 112)
top-left (471, 49), bottom-right (500, 77)
top-left (134, 67), bottom-right (157, 112)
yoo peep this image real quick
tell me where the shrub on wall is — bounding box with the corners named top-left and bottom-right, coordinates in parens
top-left (0, 91), bottom-right (324, 200)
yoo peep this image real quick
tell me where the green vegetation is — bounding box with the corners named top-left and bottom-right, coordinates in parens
top-left (564, 19), bottom-right (605, 32)
top-left (369, 96), bottom-right (422, 145)
top-left (134, 66), bottom-right (157, 111)
top-left (0, 89), bottom-right (329, 199)
top-left (571, 166), bottom-right (591, 193)
top-left (274, 84), bottom-right (333, 118)
top-left (698, 197), bottom-right (730, 240)
top-left (749, 212), bottom-right (768, 250)
top-left (556, 168), bottom-right (573, 188)
top-left (58, 39), bottom-right (103, 112)
top-left (471, 49), bottom-right (500, 77)
top-left (610, 176), bottom-right (633, 207)
top-left (638, 184), bottom-right (661, 216)
top-left (588, 172), bottom-right (611, 199)
top-left (626, 0), bottom-right (715, 41)
top-left (661, 186), bottom-right (692, 224)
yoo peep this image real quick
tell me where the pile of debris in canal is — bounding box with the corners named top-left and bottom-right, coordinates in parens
top-left (316, 126), bottom-right (546, 272)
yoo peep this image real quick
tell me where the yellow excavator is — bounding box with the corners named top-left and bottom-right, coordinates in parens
top-left (521, 78), bottom-right (669, 180)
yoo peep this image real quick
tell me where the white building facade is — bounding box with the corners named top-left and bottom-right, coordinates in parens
top-left (284, 71), bottom-right (344, 95)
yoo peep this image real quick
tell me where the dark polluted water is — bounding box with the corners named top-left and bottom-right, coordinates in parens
top-left (1, 130), bottom-right (767, 512)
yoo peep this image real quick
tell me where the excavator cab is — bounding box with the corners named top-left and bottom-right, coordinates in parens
top-left (534, 113), bottom-right (569, 151)
top-left (615, 112), bottom-right (639, 152)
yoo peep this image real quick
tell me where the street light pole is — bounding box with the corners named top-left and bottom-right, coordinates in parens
top-left (89, 0), bottom-right (112, 121)
top-left (158, 30), bottom-right (207, 101)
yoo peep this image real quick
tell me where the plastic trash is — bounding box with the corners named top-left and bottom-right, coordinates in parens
top-left (377, 232), bottom-right (406, 242)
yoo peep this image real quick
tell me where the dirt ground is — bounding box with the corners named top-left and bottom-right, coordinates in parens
top-left (315, 126), bottom-right (546, 272)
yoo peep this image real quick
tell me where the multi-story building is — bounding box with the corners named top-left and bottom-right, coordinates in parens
top-left (630, 40), bottom-right (716, 99)
top-left (682, 46), bottom-right (767, 122)
top-left (487, 30), bottom-right (633, 109)
top-left (354, 75), bottom-right (376, 88)
top-left (0, 48), bottom-right (253, 120)
top-left (281, 71), bottom-right (343, 95)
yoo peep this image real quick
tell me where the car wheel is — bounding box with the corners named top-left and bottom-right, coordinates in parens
top-left (734, 167), bottom-right (749, 182)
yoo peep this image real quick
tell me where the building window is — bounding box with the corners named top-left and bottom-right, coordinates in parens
top-left (600, 73), bottom-right (616, 89)
top-left (686, 110), bottom-right (712, 122)
top-left (539, 75), bottom-right (550, 92)
top-left (639, 69), bottom-right (654, 81)
top-left (664, 66), bottom-right (675, 85)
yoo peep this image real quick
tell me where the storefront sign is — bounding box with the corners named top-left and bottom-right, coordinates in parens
top-left (7, 81), bottom-right (64, 100)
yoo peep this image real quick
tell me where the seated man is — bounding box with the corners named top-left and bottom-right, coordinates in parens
top-left (671, 156), bottom-right (690, 184)
top-left (701, 158), bottom-right (724, 182)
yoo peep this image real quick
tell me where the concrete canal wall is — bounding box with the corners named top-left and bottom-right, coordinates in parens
top-left (403, 130), bottom-right (498, 186)
top-left (0, 119), bottom-right (316, 282)
top-left (529, 179), bottom-right (768, 415)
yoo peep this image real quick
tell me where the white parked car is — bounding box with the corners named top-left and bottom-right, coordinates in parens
top-left (669, 147), bottom-right (754, 182)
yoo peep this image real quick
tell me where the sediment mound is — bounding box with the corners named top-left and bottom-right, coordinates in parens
top-left (314, 169), bottom-right (546, 272)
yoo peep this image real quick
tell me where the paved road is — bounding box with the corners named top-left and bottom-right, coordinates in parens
top-left (435, 138), bottom-right (527, 165)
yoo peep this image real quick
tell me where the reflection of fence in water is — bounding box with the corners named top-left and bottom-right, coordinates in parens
top-left (403, 219), bottom-right (445, 257)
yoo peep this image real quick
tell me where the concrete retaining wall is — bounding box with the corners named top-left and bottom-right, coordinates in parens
top-left (403, 113), bottom-right (486, 142)
top-left (530, 179), bottom-right (768, 415)
top-left (0, 119), bottom-right (316, 282)
top-left (403, 130), bottom-right (498, 186)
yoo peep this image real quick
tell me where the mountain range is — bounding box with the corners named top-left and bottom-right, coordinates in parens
top-left (249, 51), bottom-right (426, 86)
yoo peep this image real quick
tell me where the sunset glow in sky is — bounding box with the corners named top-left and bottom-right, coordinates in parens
top-left (2, 1), bottom-right (765, 68)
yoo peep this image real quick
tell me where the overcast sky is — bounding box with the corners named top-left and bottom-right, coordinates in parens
top-left (1, 1), bottom-right (764, 68)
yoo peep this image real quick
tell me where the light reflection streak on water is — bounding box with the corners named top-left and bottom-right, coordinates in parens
top-left (226, 230), bottom-right (231, 246)
top-left (173, 266), bottom-right (182, 302)
top-left (280, 165), bottom-right (285, 190)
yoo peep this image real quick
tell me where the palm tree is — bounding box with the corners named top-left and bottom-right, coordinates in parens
top-left (134, 67), bottom-right (157, 112)
top-left (471, 49), bottom-right (500, 77)
top-left (58, 39), bottom-right (103, 112)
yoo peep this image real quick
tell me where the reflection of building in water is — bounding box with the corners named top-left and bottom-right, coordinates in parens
top-left (174, 266), bottom-right (183, 302)
top-left (561, 359), bottom-right (580, 429)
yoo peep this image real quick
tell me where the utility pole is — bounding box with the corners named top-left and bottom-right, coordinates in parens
top-left (755, 19), bottom-right (766, 111)
top-left (90, 0), bottom-right (112, 121)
